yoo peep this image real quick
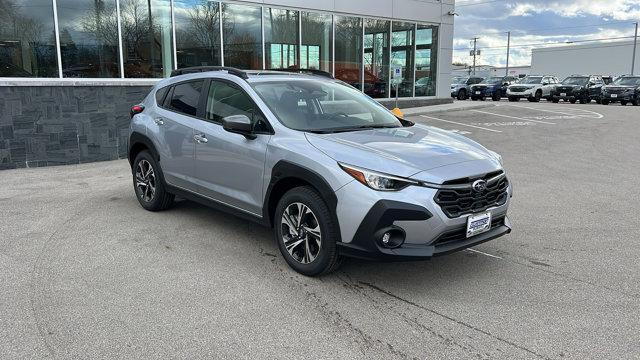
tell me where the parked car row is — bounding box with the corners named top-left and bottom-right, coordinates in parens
top-left (452, 74), bottom-right (640, 106)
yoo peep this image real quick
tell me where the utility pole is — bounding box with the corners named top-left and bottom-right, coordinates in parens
top-left (471, 37), bottom-right (479, 75)
top-left (632, 22), bottom-right (638, 75)
top-left (505, 31), bottom-right (511, 76)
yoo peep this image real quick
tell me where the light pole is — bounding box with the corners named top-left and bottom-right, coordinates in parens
top-left (505, 31), bottom-right (511, 76)
top-left (632, 22), bottom-right (638, 75)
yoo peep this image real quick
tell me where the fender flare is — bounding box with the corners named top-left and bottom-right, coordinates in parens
top-left (128, 132), bottom-right (160, 165)
top-left (263, 161), bottom-right (340, 240)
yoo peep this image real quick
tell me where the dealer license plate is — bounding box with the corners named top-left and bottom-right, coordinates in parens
top-left (475, 91), bottom-right (481, 95)
top-left (466, 212), bottom-right (492, 238)
top-left (560, 93), bottom-right (566, 97)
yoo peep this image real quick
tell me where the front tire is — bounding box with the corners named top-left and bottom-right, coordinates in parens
top-left (132, 151), bottom-right (174, 211)
top-left (508, 96), bottom-right (519, 102)
top-left (274, 187), bottom-right (341, 276)
top-left (457, 89), bottom-right (467, 100)
top-left (529, 90), bottom-right (542, 102)
top-left (601, 99), bottom-right (610, 105)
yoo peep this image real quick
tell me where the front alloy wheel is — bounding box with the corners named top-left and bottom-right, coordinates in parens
top-left (281, 203), bottom-right (322, 264)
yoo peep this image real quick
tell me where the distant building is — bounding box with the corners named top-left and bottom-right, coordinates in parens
top-left (531, 40), bottom-right (640, 79)
top-left (452, 65), bottom-right (530, 78)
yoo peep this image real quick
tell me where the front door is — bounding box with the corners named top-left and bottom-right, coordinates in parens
top-left (192, 79), bottom-right (272, 216)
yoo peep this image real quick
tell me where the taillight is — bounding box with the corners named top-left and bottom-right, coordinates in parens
top-left (130, 104), bottom-right (145, 118)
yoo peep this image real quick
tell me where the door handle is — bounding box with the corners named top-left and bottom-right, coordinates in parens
top-left (154, 118), bottom-right (164, 126)
top-left (194, 134), bottom-right (208, 144)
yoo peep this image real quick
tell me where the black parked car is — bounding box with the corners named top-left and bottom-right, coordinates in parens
top-left (552, 75), bottom-right (604, 104)
top-left (601, 75), bottom-right (640, 105)
top-left (470, 76), bottom-right (518, 101)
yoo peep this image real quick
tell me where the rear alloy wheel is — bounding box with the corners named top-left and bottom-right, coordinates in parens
top-left (621, 100), bottom-right (628, 106)
top-left (492, 93), bottom-right (501, 101)
top-left (275, 187), bottom-right (341, 276)
top-left (570, 98), bottom-right (577, 104)
top-left (601, 99), bottom-right (610, 105)
top-left (132, 151), bottom-right (174, 211)
top-left (457, 89), bottom-right (467, 100)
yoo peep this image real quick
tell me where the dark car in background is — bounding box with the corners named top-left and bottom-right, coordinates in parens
top-left (601, 75), bottom-right (640, 106)
top-left (552, 75), bottom-right (604, 104)
top-left (470, 76), bottom-right (518, 101)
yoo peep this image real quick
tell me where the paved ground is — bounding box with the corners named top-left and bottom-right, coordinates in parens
top-left (1, 100), bottom-right (639, 359)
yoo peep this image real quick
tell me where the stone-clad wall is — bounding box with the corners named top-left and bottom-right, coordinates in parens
top-left (0, 86), bottom-right (152, 170)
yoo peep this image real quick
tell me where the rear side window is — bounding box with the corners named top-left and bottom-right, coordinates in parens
top-left (168, 81), bottom-right (204, 117)
top-left (155, 86), bottom-right (169, 106)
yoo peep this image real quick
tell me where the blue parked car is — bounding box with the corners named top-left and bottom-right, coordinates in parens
top-left (470, 76), bottom-right (518, 101)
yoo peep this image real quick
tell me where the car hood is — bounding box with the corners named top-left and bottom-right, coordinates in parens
top-left (305, 124), bottom-right (500, 178)
top-left (604, 85), bottom-right (636, 90)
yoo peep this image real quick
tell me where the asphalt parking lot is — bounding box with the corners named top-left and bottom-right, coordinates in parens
top-left (1, 100), bottom-right (639, 359)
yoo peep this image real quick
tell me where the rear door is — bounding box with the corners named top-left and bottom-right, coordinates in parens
top-left (152, 80), bottom-right (205, 190)
top-left (192, 79), bottom-right (272, 216)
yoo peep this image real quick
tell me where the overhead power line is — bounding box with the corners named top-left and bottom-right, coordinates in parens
top-left (452, 35), bottom-right (636, 51)
top-left (456, 0), bottom-right (506, 7)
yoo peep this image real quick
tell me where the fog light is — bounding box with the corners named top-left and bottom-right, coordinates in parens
top-left (374, 227), bottom-right (405, 249)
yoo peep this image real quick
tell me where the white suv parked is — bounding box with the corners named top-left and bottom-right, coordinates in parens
top-left (507, 75), bottom-right (558, 102)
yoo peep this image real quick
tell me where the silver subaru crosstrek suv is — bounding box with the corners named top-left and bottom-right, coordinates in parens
top-left (128, 67), bottom-right (512, 276)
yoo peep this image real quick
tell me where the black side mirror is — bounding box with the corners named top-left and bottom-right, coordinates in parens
top-left (222, 115), bottom-right (256, 140)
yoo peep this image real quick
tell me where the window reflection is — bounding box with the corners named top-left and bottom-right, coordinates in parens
top-left (222, 3), bottom-right (262, 69)
top-left (416, 24), bottom-right (437, 97)
top-left (57, 0), bottom-right (121, 78)
top-left (391, 21), bottom-right (414, 98)
top-left (364, 19), bottom-right (390, 98)
top-left (120, 0), bottom-right (173, 78)
top-left (264, 8), bottom-right (298, 70)
top-left (335, 15), bottom-right (363, 91)
top-left (174, 0), bottom-right (221, 68)
top-left (301, 12), bottom-right (332, 73)
top-left (0, 0), bottom-right (58, 77)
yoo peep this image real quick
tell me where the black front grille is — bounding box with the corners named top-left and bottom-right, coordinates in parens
top-left (510, 86), bottom-right (528, 92)
top-left (556, 86), bottom-right (574, 94)
top-left (433, 216), bottom-right (505, 246)
top-left (606, 87), bottom-right (627, 94)
top-left (434, 173), bottom-right (509, 218)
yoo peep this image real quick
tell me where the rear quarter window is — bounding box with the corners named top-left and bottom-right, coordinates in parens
top-left (155, 86), bottom-right (169, 106)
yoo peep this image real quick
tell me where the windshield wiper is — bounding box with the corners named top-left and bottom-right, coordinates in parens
top-left (308, 124), bottom-right (400, 134)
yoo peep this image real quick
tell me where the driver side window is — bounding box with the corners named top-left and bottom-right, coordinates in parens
top-left (206, 80), bottom-right (269, 132)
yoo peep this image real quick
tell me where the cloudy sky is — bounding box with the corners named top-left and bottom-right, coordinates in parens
top-left (453, 0), bottom-right (640, 67)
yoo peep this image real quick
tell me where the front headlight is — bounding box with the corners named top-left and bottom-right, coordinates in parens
top-left (339, 163), bottom-right (418, 191)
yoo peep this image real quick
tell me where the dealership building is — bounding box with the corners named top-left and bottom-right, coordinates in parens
top-left (0, 0), bottom-right (455, 169)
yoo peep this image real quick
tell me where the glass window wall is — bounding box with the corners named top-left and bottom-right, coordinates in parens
top-left (0, 0), bottom-right (439, 98)
top-left (301, 12), bottom-right (332, 73)
top-left (57, 0), bottom-right (121, 78)
top-left (335, 16), bottom-right (363, 91)
top-left (222, 3), bottom-right (262, 69)
top-left (415, 24), bottom-right (437, 96)
top-left (364, 19), bottom-right (390, 98)
top-left (0, 0), bottom-right (58, 77)
top-left (264, 8), bottom-right (298, 70)
top-left (174, 0), bottom-right (221, 68)
top-left (391, 22), bottom-right (415, 97)
top-left (120, 0), bottom-right (173, 78)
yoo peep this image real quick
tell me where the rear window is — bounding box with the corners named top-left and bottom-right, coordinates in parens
top-left (168, 81), bottom-right (204, 117)
top-left (155, 86), bottom-right (169, 106)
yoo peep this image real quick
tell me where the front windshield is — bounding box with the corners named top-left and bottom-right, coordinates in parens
top-left (520, 76), bottom-right (543, 84)
top-left (480, 77), bottom-right (502, 85)
top-left (613, 77), bottom-right (640, 86)
top-left (562, 77), bottom-right (588, 85)
top-left (251, 79), bottom-right (402, 132)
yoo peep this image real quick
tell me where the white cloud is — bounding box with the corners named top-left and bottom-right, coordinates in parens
top-left (508, 0), bottom-right (640, 21)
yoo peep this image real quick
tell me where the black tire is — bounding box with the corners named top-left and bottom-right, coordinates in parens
top-left (508, 96), bottom-right (519, 102)
top-left (632, 99), bottom-right (639, 106)
top-left (579, 98), bottom-right (587, 104)
top-left (552, 98), bottom-right (560, 103)
top-left (480, 96), bottom-right (486, 101)
top-left (132, 150), bottom-right (174, 211)
top-left (274, 186), bottom-right (341, 276)
top-left (569, 98), bottom-right (576, 104)
top-left (621, 100), bottom-right (628, 106)
top-left (471, 97), bottom-right (477, 101)
top-left (492, 93), bottom-right (501, 101)
top-left (529, 90), bottom-right (542, 102)
top-left (601, 99), bottom-right (610, 105)
top-left (457, 89), bottom-right (467, 100)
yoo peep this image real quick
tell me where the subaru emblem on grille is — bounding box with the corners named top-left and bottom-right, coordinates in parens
top-left (472, 179), bottom-right (487, 192)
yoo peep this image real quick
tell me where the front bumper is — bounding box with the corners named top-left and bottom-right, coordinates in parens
top-left (506, 89), bottom-right (533, 98)
top-left (334, 174), bottom-right (512, 262)
top-left (602, 92), bottom-right (636, 102)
